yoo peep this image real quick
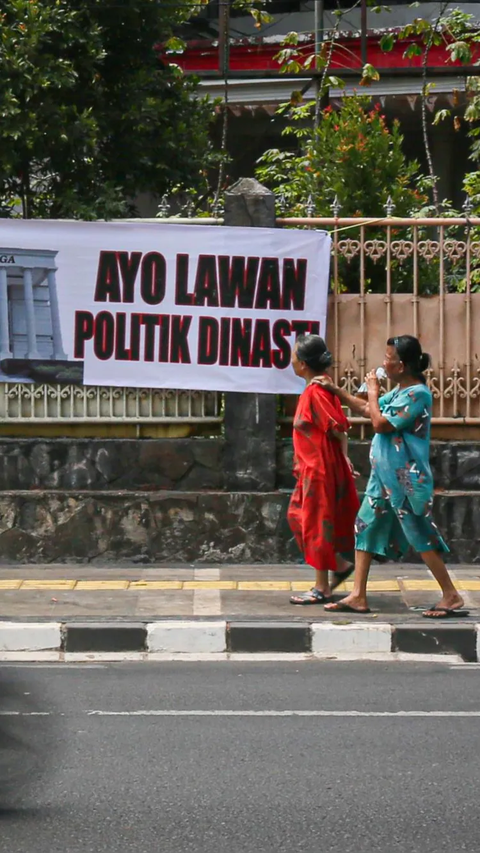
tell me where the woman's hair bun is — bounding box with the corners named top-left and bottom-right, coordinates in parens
top-left (296, 334), bottom-right (332, 372)
top-left (419, 352), bottom-right (431, 372)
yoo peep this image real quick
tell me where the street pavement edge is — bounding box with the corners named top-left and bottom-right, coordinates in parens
top-left (0, 619), bottom-right (478, 661)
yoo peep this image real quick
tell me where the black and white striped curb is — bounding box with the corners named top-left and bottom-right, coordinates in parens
top-left (0, 620), bottom-right (478, 661)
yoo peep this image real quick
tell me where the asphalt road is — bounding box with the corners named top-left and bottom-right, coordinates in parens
top-left (0, 660), bottom-right (479, 853)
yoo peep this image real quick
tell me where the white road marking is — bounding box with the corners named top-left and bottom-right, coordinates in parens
top-left (0, 711), bottom-right (52, 716)
top-left (85, 709), bottom-right (480, 717)
top-left (2, 709), bottom-right (480, 718)
top-left (193, 568), bottom-right (222, 616)
top-left (0, 652), bottom-right (462, 663)
top-left (64, 652), bottom-right (145, 663)
top-left (0, 664), bottom-right (106, 669)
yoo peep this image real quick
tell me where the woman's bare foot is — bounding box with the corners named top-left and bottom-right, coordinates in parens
top-left (324, 593), bottom-right (369, 613)
top-left (423, 593), bottom-right (465, 618)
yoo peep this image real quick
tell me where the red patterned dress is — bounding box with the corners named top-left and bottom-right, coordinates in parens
top-left (287, 383), bottom-right (359, 572)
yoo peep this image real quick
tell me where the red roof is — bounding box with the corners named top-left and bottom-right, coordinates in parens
top-left (169, 35), bottom-right (480, 73)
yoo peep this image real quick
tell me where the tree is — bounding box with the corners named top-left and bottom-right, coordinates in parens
top-left (275, 4), bottom-right (480, 213)
top-left (257, 95), bottom-right (432, 294)
top-left (0, 0), bottom-right (228, 218)
top-left (379, 6), bottom-right (480, 213)
top-left (256, 95), bottom-right (426, 218)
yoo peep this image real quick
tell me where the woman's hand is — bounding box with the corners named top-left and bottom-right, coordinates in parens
top-left (365, 369), bottom-right (380, 397)
top-left (345, 456), bottom-right (360, 478)
top-left (311, 375), bottom-right (338, 394)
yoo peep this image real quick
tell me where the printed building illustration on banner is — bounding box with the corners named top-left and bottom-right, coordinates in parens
top-left (0, 247), bottom-right (74, 382)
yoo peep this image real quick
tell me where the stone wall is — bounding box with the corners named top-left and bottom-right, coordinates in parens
top-left (0, 489), bottom-right (477, 565)
top-left (5, 437), bottom-right (480, 493)
top-left (0, 438), bottom-right (478, 564)
top-left (0, 438), bottom-right (224, 491)
top-left (277, 439), bottom-right (480, 493)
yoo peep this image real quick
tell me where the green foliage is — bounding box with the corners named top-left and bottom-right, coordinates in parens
top-left (256, 96), bottom-right (426, 219)
top-left (379, 7), bottom-right (480, 168)
top-left (256, 96), bottom-right (433, 294)
top-left (0, 0), bottom-right (219, 219)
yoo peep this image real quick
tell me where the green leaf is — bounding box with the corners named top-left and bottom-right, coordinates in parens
top-left (403, 43), bottom-right (423, 59)
top-left (465, 102), bottom-right (480, 122)
top-left (432, 109), bottom-right (451, 126)
top-left (380, 34), bottom-right (395, 52)
top-left (326, 76), bottom-right (346, 89)
top-left (281, 31), bottom-right (300, 46)
top-left (165, 37), bottom-right (186, 54)
top-left (447, 41), bottom-right (472, 64)
top-left (360, 63), bottom-right (380, 84)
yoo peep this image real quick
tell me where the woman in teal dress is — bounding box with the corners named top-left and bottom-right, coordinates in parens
top-left (316, 335), bottom-right (467, 618)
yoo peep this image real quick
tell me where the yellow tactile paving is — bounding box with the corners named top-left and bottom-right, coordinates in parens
top-left (401, 580), bottom-right (444, 590)
top-left (0, 578), bottom-right (479, 592)
top-left (75, 581), bottom-right (130, 590)
top-left (183, 581), bottom-right (237, 590)
top-left (128, 581), bottom-right (183, 590)
top-left (0, 580), bottom-right (22, 589)
top-left (21, 580), bottom-right (77, 590)
top-left (238, 581), bottom-right (291, 591)
top-left (348, 580), bottom-right (400, 591)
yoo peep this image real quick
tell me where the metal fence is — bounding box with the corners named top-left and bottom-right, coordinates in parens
top-left (277, 214), bottom-right (480, 426)
top-left (0, 384), bottom-right (222, 424)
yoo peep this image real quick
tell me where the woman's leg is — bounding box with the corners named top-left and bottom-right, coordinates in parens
top-left (398, 509), bottom-right (464, 614)
top-left (334, 553), bottom-right (349, 573)
top-left (420, 550), bottom-right (464, 614)
top-left (314, 568), bottom-right (332, 596)
top-left (324, 550), bottom-right (373, 611)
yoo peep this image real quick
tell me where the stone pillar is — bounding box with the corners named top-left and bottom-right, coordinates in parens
top-left (22, 268), bottom-right (40, 359)
top-left (47, 270), bottom-right (67, 359)
top-left (223, 178), bottom-right (277, 491)
top-left (0, 268), bottom-right (12, 360)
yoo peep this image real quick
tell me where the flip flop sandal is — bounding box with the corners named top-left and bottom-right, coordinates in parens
top-left (422, 606), bottom-right (470, 619)
top-left (330, 564), bottom-right (354, 591)
top-left (290, 588), bottom-right (333, 606)
top-left (324, 601), bottom-right (371, 614)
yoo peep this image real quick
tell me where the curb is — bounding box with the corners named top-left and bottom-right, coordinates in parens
top-left (0, 620), bottom-right (478, 661)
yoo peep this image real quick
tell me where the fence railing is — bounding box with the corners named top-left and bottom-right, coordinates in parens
top-left (276, 214), bottom-right (480, 426)
top-left (0, 384), bottom-right (222, 424)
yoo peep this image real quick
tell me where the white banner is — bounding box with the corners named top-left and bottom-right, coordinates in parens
top-left (0, 221), bottom-right (330, 393)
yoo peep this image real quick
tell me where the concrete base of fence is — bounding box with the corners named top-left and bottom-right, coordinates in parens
top-left (0, 488), bottom-right (477, 564)
top-left (0, 619), bottom-right (477, 661)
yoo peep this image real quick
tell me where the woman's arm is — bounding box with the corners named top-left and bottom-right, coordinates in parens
top-left (331, 427), bottom-right (359, 477)
top-left (313, 373), bottom-right (392, 432)
top-left (366, 374), bottom-right (393, 433)
top-left (311, 377), bottom-right (369, 416)
top-left (334, 387), bottom-right (370, 417)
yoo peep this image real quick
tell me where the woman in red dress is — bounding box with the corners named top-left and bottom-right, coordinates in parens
top-left (288, 335), bottom-right (360, 605)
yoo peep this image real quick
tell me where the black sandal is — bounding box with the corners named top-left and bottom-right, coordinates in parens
top-left (290, 588), bottom-right (333, 606)
top-left (422, 606), bottom-right (470, 619)
top-left (330, 564), bottom-right (354, 591)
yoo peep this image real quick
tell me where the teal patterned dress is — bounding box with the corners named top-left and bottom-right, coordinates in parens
top-left (355, 383), bottom-right (448, 558)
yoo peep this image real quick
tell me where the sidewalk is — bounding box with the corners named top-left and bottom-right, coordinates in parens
top-left (0, 564), bottom-right (478, 660)
top-left (0, 563), bottom-right (479, 621)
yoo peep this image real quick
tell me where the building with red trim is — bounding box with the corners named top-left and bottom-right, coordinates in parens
top-left (170, 1), bottom-right (479, 206)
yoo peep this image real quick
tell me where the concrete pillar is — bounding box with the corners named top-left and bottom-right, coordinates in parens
top-left (22, 268), bottom-right (40, 359)
top-left (47, 270), bottom-right (67, 359)
top-left (0, 268), bottom-right (12, 360)
top-left (223, 178), bottom-right (277, 491)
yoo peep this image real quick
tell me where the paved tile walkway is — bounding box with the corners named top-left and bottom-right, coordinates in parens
top-left (0, 564), bottom-right (478, 622)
